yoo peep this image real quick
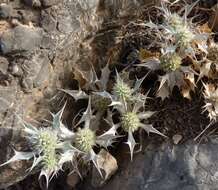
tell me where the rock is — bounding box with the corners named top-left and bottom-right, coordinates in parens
top-left (0, 3), bottom-right (13, 19)
top-left (78, 140), bottom-right (218, 190)
top-left (0, 25), bottom-right (42, 54)
top-left (67, 172), bottom-right (80, 188)
top-left (41, 0), bottom-right (60, 7)
top-left (0, 56), bottom-right (9, 75)
top-left (23, 0), bottom-right (42, 7)
top-left (91, 149), bottom-right (118, 187)
top-left (0, 127), bottom-right (30, 189)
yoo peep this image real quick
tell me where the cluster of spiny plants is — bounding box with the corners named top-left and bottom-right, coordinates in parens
top-left (1, 0), bottom-right (218, 188)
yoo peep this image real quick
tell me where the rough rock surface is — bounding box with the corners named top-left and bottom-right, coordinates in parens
top-left (78, 139), bottom-right (218, 190)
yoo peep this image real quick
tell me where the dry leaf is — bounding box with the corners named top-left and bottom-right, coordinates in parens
top-left (181, 72), bottom-right (196, 99)
top-left (198, 23), bottom-right (212, 34)
top-left (139, 48), bottom-right (159, 62)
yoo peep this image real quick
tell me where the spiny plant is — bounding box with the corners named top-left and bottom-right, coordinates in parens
top-left (0, 106), bottom-right (74, 188)
top-left (160, 1), bottom-right (208, 55)
top-left (138, 48), bottom-right (196, 99)
top-left (58, 97), bottom-right (119, 176)
top-left (108, 72), bottom-right (166, 160)
top-left (203, 83), bottom-right (218, 122)
top-left (61, 64), bottom-right (111, 114)
top-left (199, 42), bottom-right (218, 79)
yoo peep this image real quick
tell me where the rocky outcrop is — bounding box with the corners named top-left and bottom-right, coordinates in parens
top-left (78, 139), bottom-right (218, 190)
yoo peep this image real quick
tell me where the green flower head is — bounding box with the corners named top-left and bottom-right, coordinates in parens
top-left (38, 129), bottom-right (59, 170)
top-left (113, 79), bottom-right (133, 102)
top-left (160, 53), bottom-right (182, 72)
top-left (121, 112), bottom-right (140, 133)
top-left (74, 128), bottom-right (96, 153)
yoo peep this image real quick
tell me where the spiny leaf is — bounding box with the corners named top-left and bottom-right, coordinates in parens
top-left (141, 124), bottom-right (167, 138)
top-left (60, 89), bottom-right (88, 101)
top-left (51, 102), bottom-right (66, 130)
top-left (125, 132), bottom-right (136, 161)
top-left (0, 150), bottom-right (34, 167)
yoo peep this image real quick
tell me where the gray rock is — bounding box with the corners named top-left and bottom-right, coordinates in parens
top-left (41, 0), bottom-right (60, 7)
top-left (0, 3), bottom-right (13, 19)
top-left (0, 25), bottom-right (42, 54)
top-left (79, 140), bottom-right (218, 190)
top-left (23, 0), bottom-right (42, 7)
top-left (0, 127), bottom-right (30, 189)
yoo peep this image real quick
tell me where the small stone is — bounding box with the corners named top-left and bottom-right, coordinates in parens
top-left (0, 3), bottom-right (13, 19)
top-left (67, 172), bottom-right (80, 188)
top-left (91, 149), bottom-right (118, 187)
top-left (0, 56), bottom-right (9, 75)
top-left (0, 25), bottom-right (42, 54)
top-left (172, 134), bottom-right (183, 145)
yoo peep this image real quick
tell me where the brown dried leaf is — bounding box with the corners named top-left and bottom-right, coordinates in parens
top-left (139, 48), bottom-right (159, 62)
top-left (181, 73), bottom-right (196, 99)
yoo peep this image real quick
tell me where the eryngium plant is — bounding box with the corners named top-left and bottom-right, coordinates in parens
top-left (59, 97), bottom-right (118, 176)
top-left (203, 83), bottom-right (218, 121)
top-left (107, 73), bottom-right (166, 160)
top-left (145, 1), bottom-right (208, 56)
top-left (0, 105), bottom-right (73, 188)
top-left (137, 50), bottom-right (195, 99)
top-left (115, 97), bottom-right (166, 160)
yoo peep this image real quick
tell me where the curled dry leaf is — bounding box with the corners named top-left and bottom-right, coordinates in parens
top-left (139, 48), bottom-right (160, 62)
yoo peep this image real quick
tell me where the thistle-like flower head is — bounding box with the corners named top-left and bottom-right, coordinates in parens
top-left (91, 94), bottom-right (111, 111)
top-left (0, 104), bottom-right (76, 188)
top-left (160, 53), bottom-right (182, 72)
top-left (74, 128), bottom-right (96, 153)
top-left (114, 96), bottom-right (166, 160)
top-left (113, 77), bottom-right (133, 102)
top-left (38, 129), bottom-right (59, 170)
top-left (121, 112), bottom-right (140, 133)
top-left (168, 13), bottom-right (183, 29)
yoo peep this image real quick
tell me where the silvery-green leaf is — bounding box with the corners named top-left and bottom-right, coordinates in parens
top-left (77, 96), bottom-right (93, 128)
top-left (51, 102), bottom-right (66, 130)
top-left (133, 75), bottom-right (147, 93)
top-left (96, 124), bottom-right (119, 148)
top-left (29, 155), bottom-right (43, 172)
top-left (144, 21), bottom-right (159, 29)
top-left (59, 123), bottom-right (75, 140)
top-left (183, 0), bottom-right (199, 19)
top-left (0, 150), bottom-right (34, 166)
top-left (140, 124), bottom-right (167, 138)
top-left (89, 149), bottom-right (103, 177)
top-left (23, 121), bottom-right (38, 135)
top-left (39, 169), bottom-right (54, 189)
top-left (89, 66), bottom-right (99, 85)
top-left (138, 111), bottom-right (156, 120)
top-left (125, 132), bottom-right (136, 161)
top-left (60, 89), bottom-right (88, 101)
top-left (58, 149), bottom-right (78, 166)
